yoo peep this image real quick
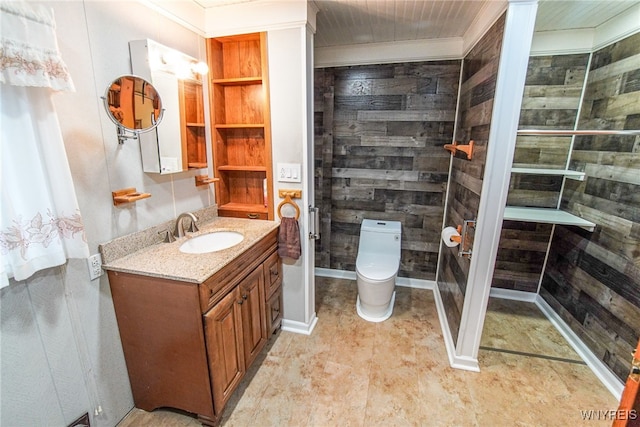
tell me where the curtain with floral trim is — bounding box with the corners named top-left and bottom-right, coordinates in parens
top-left (0, 2), bottom-right (89, 287)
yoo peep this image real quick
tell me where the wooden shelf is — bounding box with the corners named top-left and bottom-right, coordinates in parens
top-left (195, 175), bottom-right (219, 186)
top-left (218, 203), bottom-right (269, 220)
top-left (112, 187), bottom-right (151, 206)
top-left (212, 77), bottom-right (262, 86)
top-left (503, 206), bottom-right (595, 231)
top-left (215, 124), bottom-right (264, 129)
top-left (511, 167), bottom-right (585, 181)
top-left (218, 165), bottom-right (267, 172)
top-left (188, 162), bottom-right (208, 169)
top-left (219, 203), bottom-right (268, 212)
top-left (186, 122), bottom-right (205, 127)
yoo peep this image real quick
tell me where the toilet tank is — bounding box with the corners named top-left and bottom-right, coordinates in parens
top-left (358, 219), bottom-right (401, 256)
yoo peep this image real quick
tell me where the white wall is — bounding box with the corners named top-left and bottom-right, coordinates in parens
top-left (1, 1), bottom-right (212, 426)
top-left (268, 28), bottom-right (306, 322)
top-left (268, 26), bottom-right (318, 332)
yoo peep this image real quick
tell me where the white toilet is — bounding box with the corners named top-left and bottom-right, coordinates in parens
top-left (355, 219), bottom-right (401, 322)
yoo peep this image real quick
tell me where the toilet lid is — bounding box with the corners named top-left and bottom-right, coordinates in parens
top-left (356, 254), bottom-right (399, 281)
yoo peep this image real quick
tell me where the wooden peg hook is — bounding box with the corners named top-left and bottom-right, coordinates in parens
top-left (444, 140), bottom-right (474, 160)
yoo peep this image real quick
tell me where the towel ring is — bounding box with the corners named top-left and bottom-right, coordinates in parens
top-left (277, 193), bottom-right (300, 220)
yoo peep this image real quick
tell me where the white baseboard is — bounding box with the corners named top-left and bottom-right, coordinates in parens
top-left (489, 287), bottom-right (538, 302)
top-left (314, 268), bottom-right (435, 290)
top-left (450, 355), bottom-right (481, 372)
top-left (281, 315), bottom-right (318, 336)
top-left (397, 276), bottom-right (435, 290)
top-left (315, 267), bottom-right (355, 280)
top-left (432, 285), bottom-right (480, 372)
top-left (535, 296), bottom-right (624, 399)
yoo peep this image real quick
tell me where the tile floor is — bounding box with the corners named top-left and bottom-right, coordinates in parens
top-left (118, 276), bottom-right (619, 427)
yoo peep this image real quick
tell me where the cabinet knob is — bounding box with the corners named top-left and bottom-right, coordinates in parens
top-left (242, 294), bottom-right (248, 300)
top-left (247, 213), bottom-right (259, 219)
top-left (271, 269), bottom-right (279, 276)
top-left (238, 300), bottom-right (244, 305)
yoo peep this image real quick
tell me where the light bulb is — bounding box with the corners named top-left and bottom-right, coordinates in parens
top-left (192, 61), bottom-right (209, 76)
top-left (175, 61), bottom-right (191, 79)
top-left (162, 50), bottom-right (180, 66)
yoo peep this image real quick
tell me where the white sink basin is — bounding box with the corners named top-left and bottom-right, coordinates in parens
top-left (179, 231), bottom-right (244, 254)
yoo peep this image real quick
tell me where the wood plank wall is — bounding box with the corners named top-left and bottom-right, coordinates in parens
top-left (436, 14), bottom-right (505, 342)
top-left (314, 69), bottom-right (335, 268)
top-left (541, 32), bottom-right (640, 381)
top-left (492, 54), bottom-right (590, 292)
top-left (313, 61), bottom-right (461, 280)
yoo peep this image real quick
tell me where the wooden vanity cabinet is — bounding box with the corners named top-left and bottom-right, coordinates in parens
top-left (107, 229), bottom-right (281, 425)
top-left (107, 273), bottom-right (215, 419)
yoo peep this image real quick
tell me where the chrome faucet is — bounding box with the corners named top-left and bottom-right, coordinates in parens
top-left (174, 212), bottom-right (199, 238)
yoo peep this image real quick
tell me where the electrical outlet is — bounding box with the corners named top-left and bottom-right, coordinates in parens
top-left (87, 253), bottom-right (103, 281)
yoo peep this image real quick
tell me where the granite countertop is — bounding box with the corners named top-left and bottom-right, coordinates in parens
top-left (100, 217), bottom-right (280, 284)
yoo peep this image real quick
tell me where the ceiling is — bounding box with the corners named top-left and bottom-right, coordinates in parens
top-left (194, 0), bottom-right (640, 48)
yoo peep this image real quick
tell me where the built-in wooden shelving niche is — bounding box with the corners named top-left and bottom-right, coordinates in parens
top-left (207, 32), bottom-right (274, 220)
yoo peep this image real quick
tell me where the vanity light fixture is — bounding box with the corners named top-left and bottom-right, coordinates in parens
top-left (192, 61), bottom-right (209, 76)
top-left (150, 44), bottom-right (208, 80)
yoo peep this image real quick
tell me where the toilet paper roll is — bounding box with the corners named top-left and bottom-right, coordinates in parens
top-left (441, 226), bottom-right (461, 247)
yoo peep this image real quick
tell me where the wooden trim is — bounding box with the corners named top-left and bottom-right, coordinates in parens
top-left (261, 31), bottom-right (274, 220)
top-left (613, 338), bottom-right (640, 426)
top-left (178, 80), bottom-right (189, 171)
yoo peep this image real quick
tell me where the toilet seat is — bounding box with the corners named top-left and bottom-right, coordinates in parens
top-left (356, 253), bottom-right (399, 282)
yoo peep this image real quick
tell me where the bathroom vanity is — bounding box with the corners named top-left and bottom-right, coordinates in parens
top-left (101, 217), bottom-right (282, 425)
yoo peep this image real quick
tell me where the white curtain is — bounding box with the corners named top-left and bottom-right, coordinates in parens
top-left (0, 2), bottom-right (89, 287)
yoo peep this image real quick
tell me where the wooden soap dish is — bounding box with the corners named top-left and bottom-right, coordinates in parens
top-left (112, 187), bottom-right (151, 206)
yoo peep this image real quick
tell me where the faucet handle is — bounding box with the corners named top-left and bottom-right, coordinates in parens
top-left (158, 229), bottom-right (176, 243)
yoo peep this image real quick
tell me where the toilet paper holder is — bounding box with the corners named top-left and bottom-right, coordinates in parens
top-left (455, 219), bottom-right (475, 258)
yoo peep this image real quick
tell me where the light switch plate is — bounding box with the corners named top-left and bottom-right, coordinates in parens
top-left (277, 163), bottom-right (301, 183)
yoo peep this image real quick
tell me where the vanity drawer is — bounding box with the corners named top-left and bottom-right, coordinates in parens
top-left (263, 251), bottom-right (282, 298)
top-left (218, 208), bottom-right (269, 220)
top-left (199, 229), bottom-right (277, 313)
top-left (266, 286), bottom-right (283, 335)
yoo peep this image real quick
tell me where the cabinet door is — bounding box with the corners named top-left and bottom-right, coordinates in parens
top-left (239, 266), bottom-right (268, 368)
top-left (204, 286), bottom-right (245, 415)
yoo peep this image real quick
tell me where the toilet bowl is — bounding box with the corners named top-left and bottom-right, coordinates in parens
top-left (355, 219), bottom-right (401, 322)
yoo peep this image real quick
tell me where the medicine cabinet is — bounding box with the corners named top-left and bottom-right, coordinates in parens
top-left (129, 39), bottom-right (209, 174)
